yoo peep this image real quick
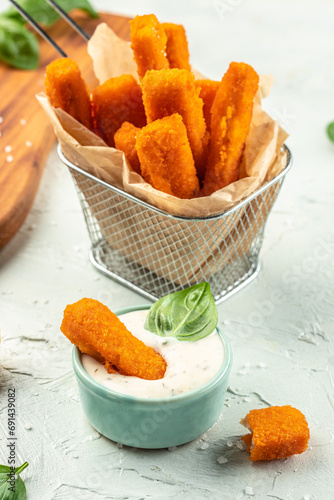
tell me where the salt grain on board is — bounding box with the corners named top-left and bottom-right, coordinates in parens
top-left (217, 456), bottom-right (228, 464)
top-left (20, 119), bottom-right (27, 125)
top-left (6, 155), bottom-right (14, 163)
top-left (26, 141), bottom-right (32, 147)
top-left (4, 145), bottom-right (12, 153)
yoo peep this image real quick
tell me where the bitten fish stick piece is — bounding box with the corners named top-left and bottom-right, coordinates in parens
top-left (114, 122), bottom-right (141, 174)
top-left (202, 62), bottom-right (259, 195)
top-left (194, 79), bottom-right (220, 132)
top-left (241, 405), bottom-right (310, 461)
top-left (45, 57), bottom-right (92, 130)
top-left (91, 75), bottom-right (146, 147)
top-left (136, 114), bottom-right (199, 199)
top-left (142, 68), bottom-right (209, 181)
top-left (61, 298), bottom-right (167, 380)
top-left (161, 23), bottom-right (191, 71)
top-left (130, 14), bottom-right (169, 80)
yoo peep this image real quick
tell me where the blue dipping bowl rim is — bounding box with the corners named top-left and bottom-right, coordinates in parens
top-left (72, 304), bottom-right (233, 404)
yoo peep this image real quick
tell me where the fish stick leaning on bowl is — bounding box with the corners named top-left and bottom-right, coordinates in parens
top-left (61, 298), bottom-right (167, 380)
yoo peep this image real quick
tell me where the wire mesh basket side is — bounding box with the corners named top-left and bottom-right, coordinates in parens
top-left (69, 167), bottom-right (287, 303)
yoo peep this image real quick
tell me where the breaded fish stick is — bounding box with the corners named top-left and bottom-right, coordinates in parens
top-left (241, 405), bottom-right (310, 461)
top-left (202, 62), bottom-right (259, 195)
top-left (161, 23), bottom-right (191, 71)
top-left (61, 298), bottom-right (167, 380)
top-left (45, 57), bottom-right (92, 130)
top-left (194, 79), bottom-right (220, 132)
top-left (114, 122), bottom-right (141, 174)
top-left (130, 14), bottom-right (169, 80)
top-left (142, 68), bottom-right (208, 181)
top-left (136, 114), bottom-right (199, 199)
top-left (91, 74), bottom-right (146, 147)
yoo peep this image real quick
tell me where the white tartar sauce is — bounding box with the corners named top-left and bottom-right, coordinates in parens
top-left (82, 309), bottom-right (225, 398)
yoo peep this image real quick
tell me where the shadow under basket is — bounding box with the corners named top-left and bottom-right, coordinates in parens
top-left (58, 145), bottom-right (292, 304)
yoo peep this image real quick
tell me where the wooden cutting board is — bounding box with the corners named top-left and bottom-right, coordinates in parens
top-left (0, 11), bottom-right (130, 249)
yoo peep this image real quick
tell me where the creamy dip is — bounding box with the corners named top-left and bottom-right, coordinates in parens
top-left (82, 309), bottom-right (225, 398)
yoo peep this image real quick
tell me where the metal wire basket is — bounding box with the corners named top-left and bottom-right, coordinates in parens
top-left (58, 145), bottom-right (292, 304)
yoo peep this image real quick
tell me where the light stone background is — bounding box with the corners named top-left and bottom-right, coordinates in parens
top-left (1, 0), bottom-right (334, 499)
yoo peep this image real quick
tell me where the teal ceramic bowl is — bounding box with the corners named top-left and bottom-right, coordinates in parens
top-left (72, 305), bottom-right (233, 449)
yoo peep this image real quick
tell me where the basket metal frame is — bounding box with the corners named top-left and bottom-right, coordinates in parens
top-left (58, 144), bottom-right (292, 303)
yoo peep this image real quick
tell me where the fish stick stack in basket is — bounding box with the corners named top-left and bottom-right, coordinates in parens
top-left (39, 14), bottom-right (290, 300)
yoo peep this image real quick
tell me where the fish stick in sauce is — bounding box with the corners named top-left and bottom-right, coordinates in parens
top-left (61, 298), bottom-right (167, 380)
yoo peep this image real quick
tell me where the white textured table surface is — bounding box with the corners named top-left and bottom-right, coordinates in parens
top-left (1, 1), bottom-right (334, 499)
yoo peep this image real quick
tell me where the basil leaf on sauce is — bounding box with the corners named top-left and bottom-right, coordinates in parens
top-left (0, 462), bottom-right (28, 500)
top-left (145, 283), bottom-right (218, 342)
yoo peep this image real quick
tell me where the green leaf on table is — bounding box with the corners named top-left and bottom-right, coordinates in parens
top-left (327, 121), bottom-right (334, 143)
top-left (0, 17), bottom-right (39, 69)
top-left (145, 283), bottom-right (218, 342)
top-left (5, 0), bottom-right (98, 27)
top-left (0, 462), bottom-right (28, 500)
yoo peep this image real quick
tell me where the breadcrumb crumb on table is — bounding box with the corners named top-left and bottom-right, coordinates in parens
top-left (241, 405), bottom-right (310, 461)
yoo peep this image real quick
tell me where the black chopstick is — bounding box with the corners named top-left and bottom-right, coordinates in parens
top-left (44, 0), bottom-right (91, 41)
top-left (8, 0), bottom-right (68, 58)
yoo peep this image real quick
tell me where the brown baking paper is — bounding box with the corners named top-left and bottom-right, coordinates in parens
top-left (37, 23), bottom-right (289, 285)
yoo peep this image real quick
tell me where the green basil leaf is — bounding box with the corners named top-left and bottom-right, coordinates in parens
top-left (0, 17), bottom-right (38, 69)
top-left (145, 283), bottom-right (218, 342)
top-left (0, 464), bottom-right (27, 500)
top-left (327, 121), bottom-right (334, 143)
top-left (0, 467), bottom-right (11, 474)
top-left (5, 0), bottom-right (98, 27)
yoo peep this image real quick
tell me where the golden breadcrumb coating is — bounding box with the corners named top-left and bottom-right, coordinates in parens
top-left (136, 114), bottom-right (199, 199)
top-left (202, 62), bottom-right (259, 195)
top-left (142, 68), bottom-right (209, 181)
top-left (241, 405), bottom-right (310, 461)
top-left (91, 74), bottom-right (146, 147)
top-left (130, 14), bottom-right (169, 80)
top-left (45, 57), bottom-right (92, 130)
top-left (61, 298), bottom-right (167, 380)
top-left (114, 121), bottom-right (141, 174)
top-left (194, 79), bottom-right (220, 132)
top-left (161, 23), bottom-right (191, 71)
